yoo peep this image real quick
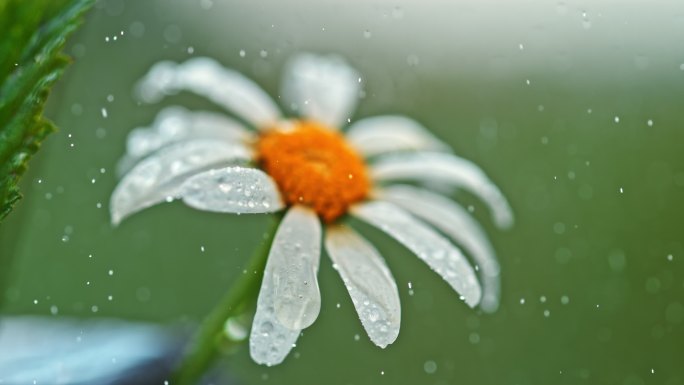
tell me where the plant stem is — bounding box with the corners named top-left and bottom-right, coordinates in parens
top-left (173, 215), bottom-right (281, 385)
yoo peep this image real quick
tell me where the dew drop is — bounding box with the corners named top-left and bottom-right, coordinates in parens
top-left (424, 360), bottom-right (437, 374)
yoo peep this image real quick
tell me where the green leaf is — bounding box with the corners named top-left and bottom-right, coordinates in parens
top-left (0, 0), bottom-right (95, 222)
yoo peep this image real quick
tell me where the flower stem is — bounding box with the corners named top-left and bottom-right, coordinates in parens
top-left (173, 215), bottom-right (281, 385)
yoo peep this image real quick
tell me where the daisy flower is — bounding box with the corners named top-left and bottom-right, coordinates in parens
top-left (111, 53), bottom-right (513, 366)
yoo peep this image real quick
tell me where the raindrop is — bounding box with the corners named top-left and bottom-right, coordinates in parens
top-left (108, 295), bottom-right (113, 301)
top-left (543, 309), bottom-right (551, 317)
top-left (363, 30), bottom-right (372, 39)
top-left (106, 94), bottom-right (114, 102)
top-left (561, 295), bottom-right (570, 305)
top-left (101, 108), bottom-right (108, 118)
top-left (200, 246), bottom-right (205, 252)
top-left (647, 119), bottom-right (654, 127)
top-left (260, 49), bottom-right (268, 58)
top-left (553, 222), bottom-right (566, 234)
top-left (33, 299), bottom-right (39, 305)
top-left (50, 305), bottom-right (59, 315)
top-left (540, 295), bottom-right (547, 303)
top-left (91, 305), bottom-right (99, 313)
top-left (619, 187), bottom-right (624, 193)
top-left (239, 49), bottom-right (246, 58)
top-left (424, 360), bottom-right (438, 374)
top-left (187, 46), bottom-right (194, 54)
top-left (666, 254), bottom-right (673, 261)
top-left (614, 116), bottom-right (620, 123)
top-left (108, 269), bottom-right (114, 276)
top-left (520, 298), bottom-right (526, 304)
top-left (353, 334), bottom-right (360, 341)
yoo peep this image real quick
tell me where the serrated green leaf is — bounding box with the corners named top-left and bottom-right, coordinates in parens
top-left (0, 0), bottom-right (95, 223)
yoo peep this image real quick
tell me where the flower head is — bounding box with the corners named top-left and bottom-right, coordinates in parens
top-left (111, 53), bottom-right (513, 366)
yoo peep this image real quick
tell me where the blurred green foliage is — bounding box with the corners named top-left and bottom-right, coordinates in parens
top-left (0, 0), bottom-right (94, 221)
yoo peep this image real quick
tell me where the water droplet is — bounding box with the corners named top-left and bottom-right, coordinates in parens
top-left (614, 116), bottom-right (620, 123)
top-left (424, 360), bottom-right (438, 374)
top-left (520, 298), bottom-right (526, 304)
top-left (101, 108), bottom-right (108, 118)
top-left (647, 119), bottom-right (654, 127)
top-left (540, 295), bottom-right (547, 303)
top-left (543, 309), bottom-right (551, 317)
top-left (561, 295), bottom-right (570, 305)
top-left (108, 269), bottom-right (114, 276)
top-left (260, 49), bottom-right (268, 58)
top-left (363, 30), bottom-right (372, 38)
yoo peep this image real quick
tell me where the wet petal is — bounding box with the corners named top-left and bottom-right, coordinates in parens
top-left (117, 106), bottom-right (255, 175)
top-left (380, 185), bottom-right (501, 313)
top-left (281, 53), bottom-right (360, 128)
top-left (267, 206), bottom-right (322, 330)
top-left (325, 225), bottom-right (400, 348)
top-left (180, 167), bottom-right (284, 214)
top-left (352, 201), bottom-right (481, 307)
top-left (136, 58), bottom-right (280, 128)
top-left (249, 206), bottom-right (322, 366)
top-left (370, 152), bottom-right (514, 229)
top-left (345, 116), bottom-right (450, 157)
top-left (110, 140), bottom-right (252, 225)
top-left (250, 218), bottom-right (302, 366)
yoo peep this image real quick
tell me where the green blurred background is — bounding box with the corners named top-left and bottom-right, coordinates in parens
top-left (1, 0), bottom-right (683, 384)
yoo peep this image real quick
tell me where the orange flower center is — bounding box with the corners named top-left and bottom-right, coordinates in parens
top-left (257, 121), bottom-right (370, 222)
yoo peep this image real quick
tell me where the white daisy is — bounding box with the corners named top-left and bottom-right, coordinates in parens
top-left (110, 53), bottom-right (513, 366)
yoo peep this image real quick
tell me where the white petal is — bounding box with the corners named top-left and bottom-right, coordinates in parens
top-left (249, 206), bottom-right (322, 366)
top-left (117, 106), bottom-right (255, 175)
top-left (371, 152), bottom-right (514, 229)
top-left (110, 140), bottom-right (252, 225)
top-left (180, 167), bottom-right (284, 214)
top-left (250, 220), bottom-right (302, 366)
top-left (267, 205), bottom-right (322, 330)
top-left (352, 201), bottom-right (481, 307)
top-left (325, 226), bottom-right (400, 348)
top-left (281, 53), bottom-right (360, 128)
top-left (380, 185), bottom-right (501, 313)
top-left (136, 58), bottom-right (281, 128)
top-left (345, 116), bottom-right (450, 157)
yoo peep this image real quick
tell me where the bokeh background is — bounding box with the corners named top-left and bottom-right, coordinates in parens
top-left (1, 0), bottom-right (684, 384)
